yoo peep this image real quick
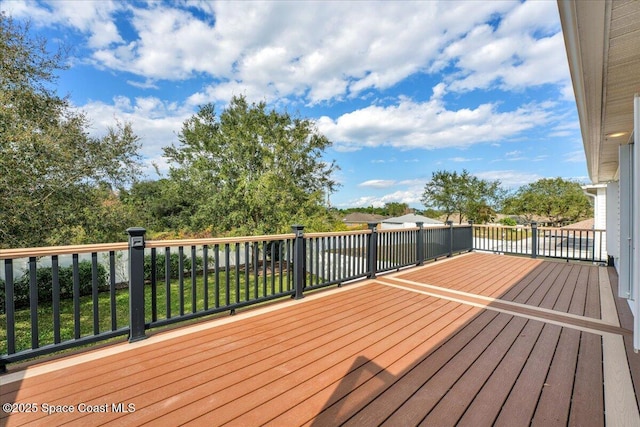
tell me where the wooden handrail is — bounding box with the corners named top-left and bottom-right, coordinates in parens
top-left (305, 230), bottom-right (372, 238)
top-left (472, 224), bottom-right (605, 232)
top-left (0, 225), bottom-right (475, 260)
top-left (0, 234), bottom-right (298, 260)
top-left (144, 233), bottom-right (296, 248)
top-left (0, 242), bottom-right (128, 260)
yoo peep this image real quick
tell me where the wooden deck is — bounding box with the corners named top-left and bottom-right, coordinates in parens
top-left (1, 252), bottom-right (639, 426)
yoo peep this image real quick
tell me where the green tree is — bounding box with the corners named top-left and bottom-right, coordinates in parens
top-left (384, 202), bottom-right (409, 217)
top-left (163, 96), bottom-right (339, 235)
top-left (0, 14), bottom-right (142, 248)
top-left (503, 178), bottom-right (592, 226)
top-left (120, 179), bottom-right (199, 235)
top-left (421, 169), bottom-right (503, 224)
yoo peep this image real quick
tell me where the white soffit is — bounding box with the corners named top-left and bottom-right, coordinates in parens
top-left (559, 0), bottom-right (640, 184)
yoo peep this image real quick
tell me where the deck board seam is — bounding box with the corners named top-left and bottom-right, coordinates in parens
top-left (377, 275), bottom-right (622, 329)
top-left (376, 278), bottom-right (630, 336)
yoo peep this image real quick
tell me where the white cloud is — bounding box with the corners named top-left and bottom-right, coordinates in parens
top-left (378, 190), bottom-right (424, 206)
top-left (343, 196), bottom-right (386, 209)
top-left (371, 158), bottom-right (397, 164)
top-left (548, 120), bottom-right (580, 138)
top-left (435, 1), bottom-right (570, 94)
top-left (126, 79), bottom-right (159, 90)
top-left (92, 5), bottom-right (227, 80)
top-left (78, 96), bottom-right (194, 177)
top-left (475, 170), bottom-right (542, 188)
top-left (346, 190), bottom-right (424, 208)
top-left (564, 150), bottom-right (586, 163)
top-left (449, 157), bottom-right (482, 163)
top-left (532, 155), bottom-right (549, 162)
top-left (2, 0), bottom-right (583, 196)
top-left (5, 0), bottom-right (564, 106)
top-left (358, 180), bottom-right (397, 189)
top-left (2, 0), bottom-right (124, 48)
top-left (318, 98), bottom-right (552, 152)
top-left (398, 179), bottom-right (425, 186)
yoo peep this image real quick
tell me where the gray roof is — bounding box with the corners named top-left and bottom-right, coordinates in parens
top-left (342, 212), bottom-right (386, 223)
top-left (382, 214), bottom-right (443, 225)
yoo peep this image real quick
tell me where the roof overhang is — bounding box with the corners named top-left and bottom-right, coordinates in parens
top-left (558, 0), bottom-right (640, 184)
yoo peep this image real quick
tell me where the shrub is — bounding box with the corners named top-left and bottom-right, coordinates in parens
top-left (264, 240), bottom-right (285, 262)
top-left (144, 252), bottom-right (203, 281)
top-left (0, 261), bottom-right (107, 314)
top-left (499, 217), bottom-right (518, 227)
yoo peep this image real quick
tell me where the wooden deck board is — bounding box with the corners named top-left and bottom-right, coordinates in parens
top-left (531, 327), bottom-right (581, 425)
top-left (492, 322), bottom-right (563, 426)
top-left (568, 265), bottom-right (589, 316)
top-left (257, 304), bottom-right (479, 427)
top-left (2, 284), bottom-right (395, 399)
top-left (455, 319), bottom-right (546, 427)
top-left (399, 253), bottom-right (542, 299)
top-left (161, 293), bottom-right (453, 426)
top-left (11, 286), bottom-right (419, 426)
top-left (586, 265), bottom-right (602, 318)
top-left (569, 332), bottom-right (604, 426)
top-left (380, 312), bottom-right (514, 426)
top-left (342, 311), bottom-right (502, 427)
top-left (1, 252), bottom-right (637, 426)
top-left (498, 261), bottom-right (561, 304)
top-left (419, 316), bottom-right (530, 426)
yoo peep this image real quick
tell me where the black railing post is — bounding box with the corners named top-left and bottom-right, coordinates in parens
top-left (127, 227), bottom-right (147, 343)
top-left (292, 225), bottom-right (305, 300)
top-left (531, 221), bottom-right (538, 259)
top-left (467, 220), bottom-right (474, 252)
top-left (367, 222), bottom-right (378, 278)
top-left (416, 222), bottom-right (424, 266)
top-left (446, 221), bottom-right (454, 257)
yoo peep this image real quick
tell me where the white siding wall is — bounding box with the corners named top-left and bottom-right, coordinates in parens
top-left (607, 181), bottom-right (620, 267)
top-left (594, 186), bottom-right (607, 260)
top-left (594, 187), bottom-right (607, 228)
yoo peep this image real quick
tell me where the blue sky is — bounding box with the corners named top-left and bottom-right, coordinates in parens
top-left (3, 0), bottom-right (587, 209)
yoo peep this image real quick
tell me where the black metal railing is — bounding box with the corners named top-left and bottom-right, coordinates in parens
top-left (1, 220), bottom-right (607, 370)
top-left (0, 222), bottom-right (473, 370)
top-left (143, 235), bottom-right (296, 332)
top-left (472, 222), bottom-right (607, 263)
top-left (0, 243), bottom-right (131, 368)
top-left (304, 230), bottom-right (370, 291)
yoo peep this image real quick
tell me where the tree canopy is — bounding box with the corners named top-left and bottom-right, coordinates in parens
top-left (421, 170), bottom-right (504, 224)
top-left (503, 177), bottom-right (592, 226)
top-left (163, 96), bottom-right (339, 235)
top-left (0, 13), bottom-right (142, 248)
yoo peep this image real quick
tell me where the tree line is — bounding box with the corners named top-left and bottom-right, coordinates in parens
top-left (420, 170), bottom-right (592, 226)
top-left (1, 13), bottom-right (592, 249)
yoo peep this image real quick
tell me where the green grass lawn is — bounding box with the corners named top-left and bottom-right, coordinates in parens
top-left (0, 270), bottom-right (296, 357)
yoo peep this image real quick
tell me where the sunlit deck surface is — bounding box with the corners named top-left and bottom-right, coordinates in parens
top-left (2, 252), bottom-right (640, 426)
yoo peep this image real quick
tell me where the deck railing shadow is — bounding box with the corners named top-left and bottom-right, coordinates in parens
top-left (309, 355), bottom-right (396, 426)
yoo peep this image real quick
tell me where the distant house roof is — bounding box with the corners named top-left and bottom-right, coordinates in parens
top-left (342, 212), bottom-right (386, 224)
top-left (382, 214), bottom-right (443, 225)
top-left (562, 218), bottom-right (595, 230)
